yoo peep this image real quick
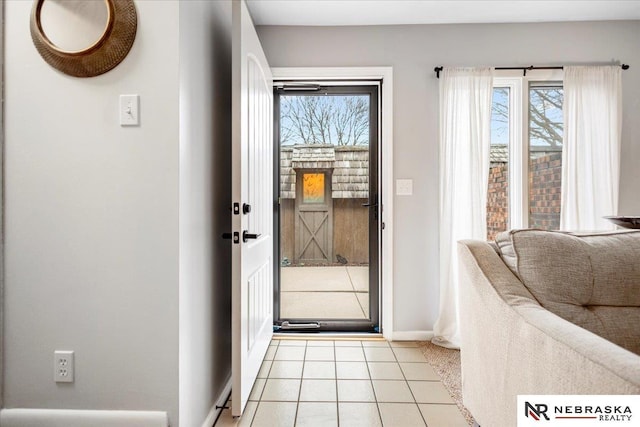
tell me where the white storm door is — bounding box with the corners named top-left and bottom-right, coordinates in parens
top-left (231, 0), bottom-right (274, 417)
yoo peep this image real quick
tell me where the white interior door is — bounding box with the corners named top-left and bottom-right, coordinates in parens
top-left (231, 0), bottom-right (274, 417)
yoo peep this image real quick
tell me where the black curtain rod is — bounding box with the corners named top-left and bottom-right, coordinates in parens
top-left (434, 64), bottom-right (630, 78)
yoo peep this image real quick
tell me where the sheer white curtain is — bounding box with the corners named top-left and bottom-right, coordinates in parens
top-left (561, 66), bottom-right (622, 231)
top-left (433, 68), bottom-right (493, 349)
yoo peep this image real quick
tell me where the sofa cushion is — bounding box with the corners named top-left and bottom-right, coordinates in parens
top-left (494, 229), bottom-right (640, 355)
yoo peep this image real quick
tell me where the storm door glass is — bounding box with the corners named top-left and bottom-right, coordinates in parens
top-left (274, 85), bottom-right (379, 332)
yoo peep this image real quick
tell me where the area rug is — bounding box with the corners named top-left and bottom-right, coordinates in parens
top-left (418, 341), bottom-right (476, 426)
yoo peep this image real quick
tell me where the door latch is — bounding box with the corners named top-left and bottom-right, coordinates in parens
top-left (222, 232), bottom-right (240, 244)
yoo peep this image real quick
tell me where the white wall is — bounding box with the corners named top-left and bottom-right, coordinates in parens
top-left (257, 21), bottom-right (640, 333)
top-left (179, 1), bottom-right (233, 426)
top-left (4, 1), bottom-right (180, 425)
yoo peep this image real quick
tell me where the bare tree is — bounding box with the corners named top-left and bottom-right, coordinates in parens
top-left (492, 87), bottom-right (510, 141)
top-left (280, 95), bottom-right (369, 145)
top-left (529, 88), bottom-right (563, 147)
top-left (492, 87), bottom-right (563, 147)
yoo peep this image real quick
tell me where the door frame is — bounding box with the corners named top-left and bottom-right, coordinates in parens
top-left (0, 0), bottom-right (4, 408)
top-left (271, 67), bottom-right (394, 340)
top-left (274, 83), bottom-right (379, 332)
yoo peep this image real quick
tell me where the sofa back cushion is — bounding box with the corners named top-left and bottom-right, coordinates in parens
top-left (495, 229), bottom-right (640, 355)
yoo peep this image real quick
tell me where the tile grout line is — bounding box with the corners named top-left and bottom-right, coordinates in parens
top-left (248, 340), bottom-right (280, 427)
top-left (334, 340), bottom-right (340, 427)
top-left (256, 341), bottom-right (286, 426)
top-left (292, 340), bottom-right (308, 427)
top-left (392, 344), bottom-right (429, 426)
top-left (362, 340), bottom-right (386, 427)
top-left (250, 340), bottom-right (465, 426)
top-left (246, 398), bottom-right (259, 427)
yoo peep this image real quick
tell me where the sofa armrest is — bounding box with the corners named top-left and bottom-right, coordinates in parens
top-left (458, 240), bottom-right (640, 427)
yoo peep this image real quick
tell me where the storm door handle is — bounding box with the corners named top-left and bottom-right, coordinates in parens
top-left (242, 231), bottom-right (261, 242)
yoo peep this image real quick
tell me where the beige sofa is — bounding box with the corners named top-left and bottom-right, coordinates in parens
top-left (458, 229), bottom-right (640, 427)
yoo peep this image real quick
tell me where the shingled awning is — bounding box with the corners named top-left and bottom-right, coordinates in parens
top-left (490, 144), bottom-right (562, 164)
top-left (281, 144), bottom-right (369, 199)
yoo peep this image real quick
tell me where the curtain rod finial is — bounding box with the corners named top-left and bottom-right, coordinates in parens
top-left (622, 64), bottom-right (630, 70)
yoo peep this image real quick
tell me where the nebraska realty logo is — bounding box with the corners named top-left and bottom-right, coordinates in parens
top-left (517, 395), bottom-right (640, 426)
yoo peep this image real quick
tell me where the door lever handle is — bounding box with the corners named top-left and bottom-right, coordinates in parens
top-left (362, 202), bottom-right (378, 208)
top-left (242, 231), bottom-right (261, 243)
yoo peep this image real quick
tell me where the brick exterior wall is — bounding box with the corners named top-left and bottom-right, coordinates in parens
top-left (486, 151), bottom-right (562, 240)
top-left (529, 152), bottom-right (562, 230)
top-left (486, 163), bottom-right (509, 240)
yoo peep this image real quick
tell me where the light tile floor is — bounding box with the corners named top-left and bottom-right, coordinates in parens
top-left (215, 339), bottom-right (468, 427)
top-left (281, 266), bottom-right (370, 319)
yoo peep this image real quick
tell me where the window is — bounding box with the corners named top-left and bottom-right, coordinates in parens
top-left (487, 87), bottom-right (510, 240)
top-left (302, 172), bottom-right (325, 203)
top-left (487, 74), bottom-right (564, 239)
top-left (528, 85), bottom-right (564, 230)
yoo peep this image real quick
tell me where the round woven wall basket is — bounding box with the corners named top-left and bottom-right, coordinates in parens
top-left (30, 0), bottom-right (137, 78)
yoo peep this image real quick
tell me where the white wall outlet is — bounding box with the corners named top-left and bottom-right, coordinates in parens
top-left (120, 94), bottom-right (140, 126)
top-left (54, 350), bottom-right (74, 383)
top-left (396, 179), bottom-right (413, 196)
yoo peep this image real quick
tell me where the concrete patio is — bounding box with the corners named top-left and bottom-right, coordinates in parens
top-left (281, 266), bottom-right (369, 319)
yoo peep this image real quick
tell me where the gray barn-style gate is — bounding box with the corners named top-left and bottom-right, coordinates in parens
top-left (281, 144), bottom-right (370, 265)
top-left (295, 169), bottom-right (333, 262)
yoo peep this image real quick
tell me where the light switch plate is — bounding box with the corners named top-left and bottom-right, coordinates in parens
top-left (396, 179), bottom-right (413, 196)
top-left (120, 94), bottom-right (139, 126)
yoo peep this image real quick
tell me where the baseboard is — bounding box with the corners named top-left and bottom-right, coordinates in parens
top-left (201, 376), bottom-right (232, 427)
top-left (390, 330), bottom-right (434, 341)
top-left (0, 409), bottom-right (168, 427)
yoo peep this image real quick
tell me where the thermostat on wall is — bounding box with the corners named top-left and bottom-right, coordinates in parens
top-left (396, 179), bottom-right (413, 196)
